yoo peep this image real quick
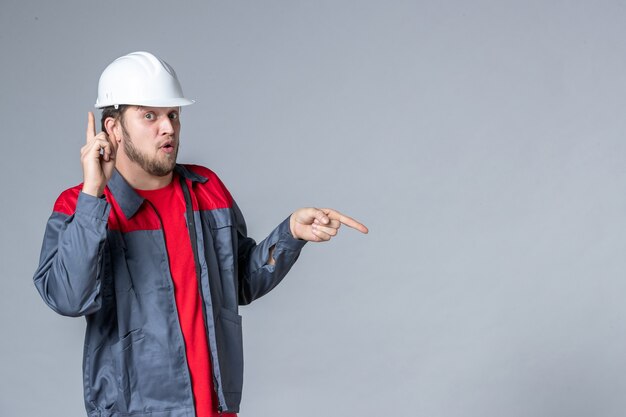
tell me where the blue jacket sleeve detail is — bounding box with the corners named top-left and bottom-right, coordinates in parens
top-left (233, 202), bottom-right (306, 305)
top-left (33, 192), bottom-right (111, 317)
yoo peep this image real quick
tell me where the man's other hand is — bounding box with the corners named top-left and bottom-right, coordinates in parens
top-left (81, 112), bottom-right (117, 197)
top-left (289, 208), bottom-right (369, 242)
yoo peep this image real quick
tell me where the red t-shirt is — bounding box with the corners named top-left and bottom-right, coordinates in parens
top-left (137, 175), bottom-right (237, 417)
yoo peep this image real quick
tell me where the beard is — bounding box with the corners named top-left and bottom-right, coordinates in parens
top-left (121, 124), bottom-right (178, 177)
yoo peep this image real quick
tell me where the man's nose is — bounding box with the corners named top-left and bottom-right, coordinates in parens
top-left (160, 117), bottom-right (175, 135)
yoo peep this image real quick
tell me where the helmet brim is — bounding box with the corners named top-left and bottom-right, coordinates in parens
top-left (95, 97), bottom-right (195, 109)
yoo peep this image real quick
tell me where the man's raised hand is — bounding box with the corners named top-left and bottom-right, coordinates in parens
top-left (80, 112), bottom-right (117, 197)
top-left (289, 207), bottom-right (369, 242)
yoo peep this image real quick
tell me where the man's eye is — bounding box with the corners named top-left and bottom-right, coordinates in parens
top-left (169, 112), bottom-right (179, 120)
top-left (145, 113), bottom-right (155, 120)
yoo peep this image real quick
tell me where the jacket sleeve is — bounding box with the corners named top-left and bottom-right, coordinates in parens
top-left (233, 201), bottom-right (307, 305)
top-left (33, 191), bottom-right (111, 317)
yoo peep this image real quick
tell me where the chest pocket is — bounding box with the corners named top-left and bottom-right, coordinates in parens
top-left (201, 209), bottom-right (238, 306)
top-left (204, 208), bottom-right (235, 271)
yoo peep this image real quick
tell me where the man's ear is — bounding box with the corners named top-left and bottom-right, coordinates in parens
top-left (104, 117), bottom-right (122, 143)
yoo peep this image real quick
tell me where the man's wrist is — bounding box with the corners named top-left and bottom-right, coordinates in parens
top-left (289, 213), bottom-right (298, 239)
top-left (82, 184), bottom-right (103, 197)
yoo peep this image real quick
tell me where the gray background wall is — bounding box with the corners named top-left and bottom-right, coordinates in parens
top-left (2, 1), bottom-right (626, 416)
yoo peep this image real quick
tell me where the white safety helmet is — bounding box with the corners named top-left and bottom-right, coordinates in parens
top-left (95, 51), bottom-right (194, 108)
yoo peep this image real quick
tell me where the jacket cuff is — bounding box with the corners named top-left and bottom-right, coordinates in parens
top-left (76, 191), bottom-right (111, 221)
top-left (275, 216), bottom-right (307, 252)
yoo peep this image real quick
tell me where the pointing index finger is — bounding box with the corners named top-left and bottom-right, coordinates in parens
top-left (322, 208), bottom-right (369, 234)
top-left (86, 111), bottom-right (96, 143)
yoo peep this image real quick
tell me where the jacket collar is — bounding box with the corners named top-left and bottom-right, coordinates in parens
top-left (107, 164), bottom-right (208, 219)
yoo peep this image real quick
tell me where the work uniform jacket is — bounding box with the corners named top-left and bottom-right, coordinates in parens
top-left (34, 164), bottom-right (306, 417)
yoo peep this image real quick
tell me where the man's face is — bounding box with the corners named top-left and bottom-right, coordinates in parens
top-left (119, 106), bottom-right (181, 177)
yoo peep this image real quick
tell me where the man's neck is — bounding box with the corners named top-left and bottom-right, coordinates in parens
top-left (116, 162), bottom-right (174, 191)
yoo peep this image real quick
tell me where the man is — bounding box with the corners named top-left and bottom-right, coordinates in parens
top-left (33, 51), bottom-right (368, 417)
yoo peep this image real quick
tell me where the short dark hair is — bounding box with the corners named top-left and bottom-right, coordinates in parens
top-left (100, 105), bottom-right (128, 133)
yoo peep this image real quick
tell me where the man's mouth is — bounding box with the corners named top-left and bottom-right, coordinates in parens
top-left (160, 141), bottom-right (176, 154)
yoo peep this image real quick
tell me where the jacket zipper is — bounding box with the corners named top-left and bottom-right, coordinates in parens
top-left (146, 200), bottom-right (197, 414)
top-left (180, 177), bottom-right (224, 414)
